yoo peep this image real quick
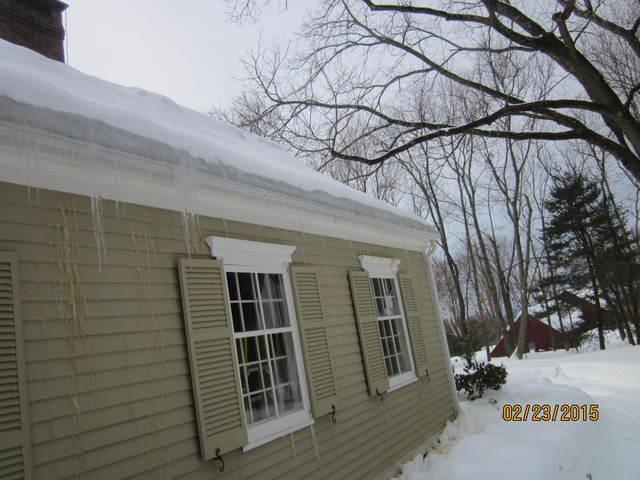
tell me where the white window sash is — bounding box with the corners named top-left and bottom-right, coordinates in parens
top-left (206, 236), bottom-right (313, 447)
top-left (359, 256), bottom-right (417, 390)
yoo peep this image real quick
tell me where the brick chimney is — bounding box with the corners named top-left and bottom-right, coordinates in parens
top-left (0, 0), bottom-right (68, 62)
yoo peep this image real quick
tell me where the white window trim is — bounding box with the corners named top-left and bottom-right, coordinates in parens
top-left (358, 255), bottom-right (402, 278)
top-left (205, 236), bottom-right (314, 449)
top-left (206, 236), bottom-right (296, 271)
top-left (358, 255), bottom-right (417, 391)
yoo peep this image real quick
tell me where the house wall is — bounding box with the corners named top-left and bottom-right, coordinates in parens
top-left (0, 180), bottom-right (455, 480)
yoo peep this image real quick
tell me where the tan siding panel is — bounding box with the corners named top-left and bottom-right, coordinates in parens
top-left (0, 181), bottom-right (455, 480)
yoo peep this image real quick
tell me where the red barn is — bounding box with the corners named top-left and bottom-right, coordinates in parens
top-left (491, 314), bottom-right (563, 357)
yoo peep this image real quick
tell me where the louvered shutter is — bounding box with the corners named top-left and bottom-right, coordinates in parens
top-left (290, 267), bottom-right (337, 417)
top-left (398, 274), bottom-right (429, 378)
top-left (178, 258), bottom-right (247, 459)
top-left (0, 252), bottom-right (30, 480)
top-left (348, 271), bottom-right (388, 396)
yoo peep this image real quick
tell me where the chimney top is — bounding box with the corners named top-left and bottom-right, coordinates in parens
top-left (0, 0), bottom-right (68, 62)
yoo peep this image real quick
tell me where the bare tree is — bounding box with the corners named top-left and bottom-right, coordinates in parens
top-left (224, 0), bottom-right (287, 23)
top-left (240, 0), bottom-right (640, 182)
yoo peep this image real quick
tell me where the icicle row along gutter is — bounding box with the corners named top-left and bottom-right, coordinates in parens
top-left (423, 240), bottom-right (460, 415)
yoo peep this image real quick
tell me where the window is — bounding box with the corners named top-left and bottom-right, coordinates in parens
top-left (359, 255), bottom-right (417, 390)
top-left (207, 236), bottom-right (312, 449)
top-left (371, 277), bottom-right (412, 378)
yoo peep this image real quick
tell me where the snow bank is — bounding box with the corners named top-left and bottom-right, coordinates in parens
top-left (397, 378), bottom-right (596, 480)
top-left (0, 39), bottom-right (431, 234)
top-left (397, 346), bottom-right (640, 480)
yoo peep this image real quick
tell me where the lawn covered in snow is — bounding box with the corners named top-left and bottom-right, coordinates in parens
top-left (395, 344), bottom-right (640, 480)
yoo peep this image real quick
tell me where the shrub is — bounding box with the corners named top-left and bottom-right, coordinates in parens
top-left (454, 361), bottom-right (508, 400)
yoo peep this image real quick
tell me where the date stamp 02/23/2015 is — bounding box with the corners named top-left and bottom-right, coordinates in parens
top-left (502, 404), bottom-right (600, 422)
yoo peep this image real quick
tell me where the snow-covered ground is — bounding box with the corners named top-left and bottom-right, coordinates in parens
top-left (395, 344), bottom-right (640, 480)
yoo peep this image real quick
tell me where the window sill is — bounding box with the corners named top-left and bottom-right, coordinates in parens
top-left (388, 373), bottom-right (417, 393)
top-left (243, 417), bottom-right (315, 452)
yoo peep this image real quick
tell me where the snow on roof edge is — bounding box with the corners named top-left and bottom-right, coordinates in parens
top-left (0, 39), bottom-right (434, 236)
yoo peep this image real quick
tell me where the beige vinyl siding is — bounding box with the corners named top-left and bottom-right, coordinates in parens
top-left (0, 181), bottom-right (455, 480)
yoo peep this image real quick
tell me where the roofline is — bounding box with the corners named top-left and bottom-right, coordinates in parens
top-left (0, 120), bottom-right (438, 251)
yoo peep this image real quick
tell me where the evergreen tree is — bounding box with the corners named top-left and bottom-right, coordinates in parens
top-left (594, 192), bottom-right (640, 345)
top-left (544, 171), bottom-right (613, 350)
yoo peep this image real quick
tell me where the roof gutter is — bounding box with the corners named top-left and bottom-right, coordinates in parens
top-left (423, 240), bottom-right (460, 415)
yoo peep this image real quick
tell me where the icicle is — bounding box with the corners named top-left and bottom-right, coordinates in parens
top-left (91, 195), bottom-right (107, 271)
top-left (309, 424), bottom-right (321, 463)
top-left (289, 433), bottom-right (298, 466)
top-left (174, 155), bottom-right (200, 256)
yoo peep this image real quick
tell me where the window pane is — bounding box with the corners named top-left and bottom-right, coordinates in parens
top-left (244, 337), bottom-right (259, 363)
top-left (384, 278), bottom-right (394, 296)
top-left (387, 280), bottom-right (400, 315)
top-left (230, 302), bottom-right (243, 332)
top-left (270, 274), bottom-right (284, 299)
top-left (226, 272), bottom-right (239, 301)
top-left (269, 332), bottom-right (287, 358)
top-left (257, 335), bottom-right (268, 360)
top-left (242, 302), bottom-right (262, 331)
top-left (381, 338), bottom-right (389, 356)
top-left (250, 393), bottom-right (268, 423)
top-left (385, 357), bottom-right (396, 376)
top-left (398, 349), bottom-right (412, 372)
top-left (258, 273), bottom-right (285, 300)
top-left (268, 333), bottom-right (303, 415)
top-left (263, 300), bottom-right (289, 328)
top-left (386, 337), bottom-right (397, 357)
top-left (238, 273), bottom-right (256, 300)
top-left (274, 358), bottom-right (289, 384)
top-left (265, 388), bottom-right (276, 418)
top-left (372, 278), bottom-right (383, 297)
top-left (276, 384), bottom-right (303, 414)
top-left (247, 365), bottom-right (263, 391)
top-left (391, 318), bottom-right (412, 375)
top-left (262, 363), bottom-right (272, 388)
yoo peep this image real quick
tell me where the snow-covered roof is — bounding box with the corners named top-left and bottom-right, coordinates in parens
top-left (0, 40), bottom-right (437, 250)
top-left (524, 302), bottom-right (584, 331)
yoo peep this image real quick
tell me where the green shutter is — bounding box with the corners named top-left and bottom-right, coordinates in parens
top-left (290, 267), bottom-right (337, 417)
top-left (348, 271), bottom-right (388, 396)
top-left (0, 252), bottom-right (31, 480)
top-left (178, 258), bottom-right (247, 459)
top-left (398, 274), bottom-right (429, 378)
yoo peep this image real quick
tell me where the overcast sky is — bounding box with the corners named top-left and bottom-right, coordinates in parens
top-left (64, 0), bottom-right (309, 114)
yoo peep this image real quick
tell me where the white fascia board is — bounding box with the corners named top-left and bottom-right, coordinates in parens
top-left (0, 122), bottom-right (438, 251)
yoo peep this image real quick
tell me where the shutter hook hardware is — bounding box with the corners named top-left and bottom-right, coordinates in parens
top-left (329, 404), bottom-right (337, 424)
top-left (215, 448), bottom-right (224, 473)
top-left (425, 368), bottom-right (430, 381)
top-left (375, 389), bottom-right (384, 402)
